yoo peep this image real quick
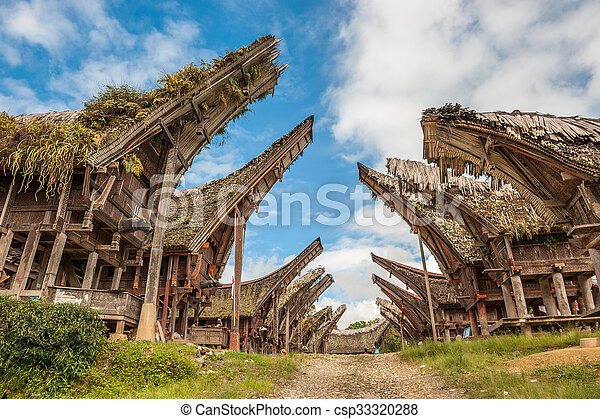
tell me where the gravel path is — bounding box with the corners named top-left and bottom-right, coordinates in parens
top-left (274, 353), bottom-right (463, 399)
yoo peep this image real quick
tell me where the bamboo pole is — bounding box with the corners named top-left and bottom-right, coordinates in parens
top-left (417, 226), bottom-right (438, 341)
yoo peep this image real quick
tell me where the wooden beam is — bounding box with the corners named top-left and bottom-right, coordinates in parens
top-left (0, 180), bottom-right (15, 226)
top-left (41, 232), bottom-right (68, 291)
top-left (0, 229), bottom-right (14, 274)
top-left (159, 119), bottom-right (188, 170)
top-left (12, 228), bottom-right (42, 296)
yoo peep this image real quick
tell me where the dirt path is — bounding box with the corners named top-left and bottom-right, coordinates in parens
top-left (274, 353), bottom-right (463, 399)
top-left (503, 346), bottom-right (600, 372)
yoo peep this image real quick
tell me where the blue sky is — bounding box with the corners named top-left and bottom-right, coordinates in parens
top-left (2, 0), bottom-right (600, 327)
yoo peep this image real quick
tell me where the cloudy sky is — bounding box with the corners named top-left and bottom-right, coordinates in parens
top-left (2, 0), bottom-right (600, 328)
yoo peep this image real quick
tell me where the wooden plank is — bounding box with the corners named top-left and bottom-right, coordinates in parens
top-left (159, 119), bottom-right (188, 170)
top-left (0, 180), bottom-right (15, 226)
top-left (568, 223), bottom-right (600, 236)
top-left (0, 229), bottom-right (14, 274)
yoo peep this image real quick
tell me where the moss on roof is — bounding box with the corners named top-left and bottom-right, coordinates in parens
top-left (1, 35), bottom-right (278, 197)
top-left (327, 319), bottom-right (389, 354)
top-left (164, 116), bottom-right (313, 251)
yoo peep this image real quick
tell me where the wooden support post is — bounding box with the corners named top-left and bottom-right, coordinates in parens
top-left (229, 207), bottom-right (245, 351)
top-left (0, 180), bottom-right (15, 226)
top-left (42, 221), bottom-right (70, 292)
top-left (161, 256), bottom-right (173, 328)
top-left (476, 301), bottom-right (490, 336)
top-left (577, 275), bottom-right (596, 312)
top-left (0, 229), bottom-right (14, 274)
top-left (137, 145), bottom-right (178, 341)
top-left (116, 320), bottom-right (125, 335)
top-left (552, 269), bottom-right (571, 316)
top-left (538, 276), bottom-right (558, 316)
top-left (510, 274), bottom-right (528, 318)
top-left (417, 226), bottom-right (438, 341)
top-left (170, 286), bottom-right (178, 340)
top-left (11, 228), bottom-right (41, 296)
top-left (443, 327), bottom-right (451, 342)
top-left (501, 281), bottom-right (517, 317)
top-left (92, 265), bottom-right (103, 289)
top-left (111, 265), bottom-right (124, 290)
top-left (588, 248), bottom-right (600, 280)
top-left (273, 293), bottom-right (279, 352)
top-left (285, 309), bottom-right (290, 353)
top-left (82, 251), bottom-right (98, 289)
top-left (183, 299), bottom-right (189, 341)
top-left (469, 308), bottom-right (479, 336)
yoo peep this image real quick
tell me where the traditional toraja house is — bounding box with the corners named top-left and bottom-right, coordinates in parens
top-left (327, 319), bottom-right (390, 354)
top-left (421, 105), bottom-right (600, 317)
top-left (293, 306), bottom-right (331, 350)
top-left (0, 35), bottom-right (286, 342)
top-left (194, 238), bottom-right (326, 353)
top-left (306, 304), bottom-right (346, 353)
top-left (358, 163), bottom-right (490, 336)
top-left (385, 159), bottom-right (597, 329)
top-left (376, 297), bottom-right (418, 342)
top-left (372, 267), bottom-right (466, 340)
top-left (137, 116), bottom-right (315, 342)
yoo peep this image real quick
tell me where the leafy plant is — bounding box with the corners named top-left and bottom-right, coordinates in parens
top-left (121, 153), bottom-right (144, 177)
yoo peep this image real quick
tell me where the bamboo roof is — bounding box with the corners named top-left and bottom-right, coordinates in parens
top-left (164, 116), bottom-right (314, 251)
top-left (422, 104), bottom-right (600, 178)
top-left (386, 159), bottom-right (550, 238)
top-left (358, 163), bottom-right (480, 263)
top-left (327, 319), bottom-right (389, 354)
top-left (198, 238), bottom-right (323, 319)
top-left (3, 36), bottom-right (285, 196)
top-left (371, 254), bottom-right (459, 307)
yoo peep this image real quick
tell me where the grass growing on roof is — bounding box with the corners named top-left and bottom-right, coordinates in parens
top-left (400, 331), bottom-right (600, 399)
top-left (0, 36), bottom-right (275, 197)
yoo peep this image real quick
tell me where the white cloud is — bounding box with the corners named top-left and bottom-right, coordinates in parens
top-left (328, 0), bottom-right (600, 162)
top-left (315, 297), bottom-right (380, 330)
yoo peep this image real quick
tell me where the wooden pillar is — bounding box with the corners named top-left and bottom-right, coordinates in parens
top-left (272, 294), bottom-right (279, 352)
top-left (182, 299), bottom-right (189, 341)
top-left (510, 274), bottom-right (528, 318)
top-left (229, 207), bottom-right (245, 351)
top-left (538, 276), bottom-right (558, 316)
top-left (170, 287), bottom-right (178, 340)
top-left (500, 281), bottom-right (517, 317)
top-left (588, 248), bottom-right (600, 280)
top-left (82, 251), bottom-right (98, 289)
top-left (161, 256), bottom-right (173, 329)
top-left (285, 309), bottom-right (290, 353)
top-left (0, 229), bottom-right (14, 274)
top-left (92, 265), bottom-right (103, 289)
top-left (443, 327), bottom-right (451, 342)
top-left (111, 266), bottom-right (124, 290)
top-left (137, 145), bottom-right (178, 341)
top-left (569, 298), bottom-right (579, 315)
top-left (476, 301), bottom-right (490, 336)
top-left (577, 275), bottom-right (595, 312)
top-left (11, 228), bottom-right (41, 296)
top-left (42, 232), bottom-right (67, 292)
top-left (552, 269), bottom-right (571, 316)
top-left (469, 308), bottom-right (479, 336)
top-left (417, 226), bottom-right (438, 341)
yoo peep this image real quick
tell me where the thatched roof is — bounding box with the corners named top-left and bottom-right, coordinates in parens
top-left (3, 35), bottom-right (284, 196)
top-left (164, 116), bottom-right (314, 251)
top-left (376, 297), bottom-right (418, 339)
top-left (327, 319), bottom-right (389, 354)
top-left (371, 254), bottom-right (458, 306)
top-left (358, 163), bottom-right (480, 263)
top-left (422, 104), bottom-right (600, 178)
top-left (198, 238), bottom-right (322, 319)
top-left (307, 305), bottom-right (346, 351)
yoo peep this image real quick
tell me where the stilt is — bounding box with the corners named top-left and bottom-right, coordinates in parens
top-left (42, 232), bottom-right (67, 292)
top-left (183, 299), bottom-right (189, 341)
top-left (0, 229), bottom-right (14, 274)
top-left (82, 251), bottom-right (98, 289)
top-left (501, 281), bottom-right (517, 317)
top-left (443, 327), bottom-right (451, 342)
top-left (577, 274), bottom-right (595, 312)
top-left (469, 308), bottom-right (479, 336)
top-left (161, 256), bottom-right (173, 328)
top-left (510, 274), bottom-right (528, 318)
top-left (417, 226), bottom-right (438, 341)
top-left (552, 268), bottom-right (571, 315)
top-left (229, 207), bottom-right (245, 351)
top-left (137, 145), bottom-right (178, 341)
top-left (11, 228), bottom-right (41, 296)
top-left (538, 276), bottom-right (558, 316)
top-left (476, 301), bottom-right (490, 336)
top-left (285, 309), bottom-right (290, 353)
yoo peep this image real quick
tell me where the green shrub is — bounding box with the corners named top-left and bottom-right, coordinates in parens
top-left (0, 296), bottom-right (107, 397)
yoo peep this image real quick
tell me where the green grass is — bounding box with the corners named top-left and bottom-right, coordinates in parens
top-left (400, 331), bottom-right (600, 399)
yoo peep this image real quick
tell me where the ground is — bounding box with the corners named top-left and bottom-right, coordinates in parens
top-left (503, 346), bottom-right (600, 372)
top-left (274, 353), bottom-right (463, 399)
